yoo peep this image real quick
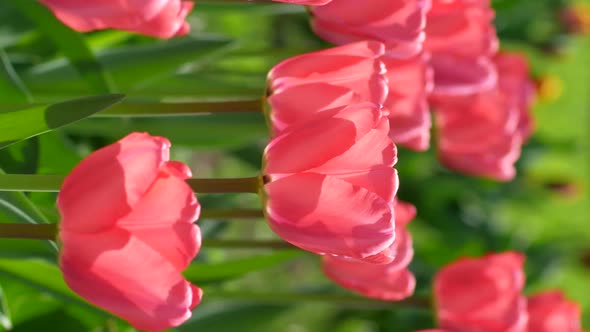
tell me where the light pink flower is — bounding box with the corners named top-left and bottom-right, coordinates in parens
top-left (426, 0), bottom-right (499, 95)
top-left (527, 291), bottom-right (582, 332)
top-left (382, 53), bottom-right (433, 151)
top-left (322, 201), bottom-right (417, 301)
top-left (309, 0), bottom-right (431, 58)
top-left (267, 41), bottom-right (387, 134)
top-left (434, 252), bottom-right (528, 332)
top-left (273, 0), bottom-right (333, 4)
top-left (432, 53), bottom-right (535, 181)
top-left (40, 0), bottom-right (193, 38)
top-left (263, 103), bottom-right (398, 262)
top-left (58, 132), bottom-right (202, 331)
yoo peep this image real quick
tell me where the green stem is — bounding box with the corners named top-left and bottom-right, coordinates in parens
top-left (0, 174), bottom-right (261, 194)
top-left (187, 177), bottom-right (260, 194)
top-left (201, 208), bottom-right (264, 219)
top-left (0, 223), bottom-right (57, 240)
top-left (204, 290), bottom-right (430, 309)
top-left (202, 239), bottom-right (293, 250)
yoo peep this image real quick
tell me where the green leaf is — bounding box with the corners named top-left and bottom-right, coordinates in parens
top-left (0, 168), bottom-right (56, 259)
top-left (7, 0), bottom-right (113, 93)
top-left (64, 112), bottom-right (267, 149)
top-left (0, 139), bottom-right (39, 174)
top-left (0, 49), bottom-right (32, 102)
top-left (177, 303), bottom-right (290, 332)
top-left (25, 36), bottom-right (236, 93)
top-left (0, 285), bottom-right (11, 330)
top-left (184, 251), bottom-right (303, 283)
top-left (0, 94), bottom-right (124, 150)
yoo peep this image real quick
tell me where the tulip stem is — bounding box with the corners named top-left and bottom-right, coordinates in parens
top-left (204, 290), bottom-right (430, 309)
top-left (0, 174), bottom-right (262, 194)
top-left (202, 239), bottom-right (293, 250)
top-left (0, 223), bottom-right (57, 240)
top-left (201, 208), bottom-right (264, 219)
top-left (187, 177), bottom-right (261, 194)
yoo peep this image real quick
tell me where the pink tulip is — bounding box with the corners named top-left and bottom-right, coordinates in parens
top-left (433, 252), bottom-right (528, 332)
top-left (40, 0), bottom-right (193, 38)
top-left (273, 0), bottom-right (333, 4)
top-left (432, 53), bottom-right (535, 181)
top-left (263, 102), bottom-right (398, 262)
top-left (382, 53), bottom-right (433, 151)
top-left (527, 291), bottom-right (582, 332)
top-left (426, 0), bottom-right (499, 95)
top-left (58, 133), bottom-right (202, 331)
top-left (267, 41), bottom-right (387, 133)
top-left (309, 0), bottom-right (431, 58)
top-left (322, 201), bottom-right (417, 301)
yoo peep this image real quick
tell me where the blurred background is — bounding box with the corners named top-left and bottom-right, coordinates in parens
top-left (0, 0), bottom-right (589, 331)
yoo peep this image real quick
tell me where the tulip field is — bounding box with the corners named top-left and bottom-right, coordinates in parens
top-left (0, 1), bottom-right (589, 331)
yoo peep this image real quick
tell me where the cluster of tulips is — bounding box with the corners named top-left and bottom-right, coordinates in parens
top-left (15, 0), bottom-right (579, 331)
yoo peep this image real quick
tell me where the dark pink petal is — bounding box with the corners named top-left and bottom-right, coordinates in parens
top-left (323, 255), bottom-right (416, 301)
top-left (265, 173), bottom-right (395, 260)
top-left (434, 252), bottom-right (528, 332)
top-left (382, 54), bottom-right (433, 150)
top-left (310, 0), bottom-right (430, 58)
top-left (429, 55), bottom-right (498, 96)
top-left (527, 291), bottom-right (582, 332)
top-left (40, 0), bottom-right (193, 38)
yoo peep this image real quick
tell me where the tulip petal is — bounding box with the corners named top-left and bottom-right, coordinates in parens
top-left (434, 252), bottom-right (528, 332)
top-left (40, 0), bottom-right (193, 38)
top-left (430, 55), bottom-right (498, 96)
top-left (264, 103), bottom-right (382, 175)
top-left (58, 133), bottom-right (170, 233)
top-left (527, 291), bottom-right (582, 332)
top-left (119, 162), bottom-right (201, 271)
top-left (382, 54), bottom-right (433, 151)
top-left (60, 228), bottom-right (197, 331)
top-left (333, 166), bottom-right (398, 203)
top-left (313, 117), bottom-right (396, 173)
top-left (268, 83), bottom-right (361, 134)
top-left (323, 254), bottom-right (416, 301)
top-left (265, 173), bottom-right (394, 260)
top-left (268, 41), bottom-right (388, 105)
top-left (310, 0), bottom-right (430, 58)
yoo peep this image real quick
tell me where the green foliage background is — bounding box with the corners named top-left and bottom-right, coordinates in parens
top-left (0, 0), bottom-right (589, 331)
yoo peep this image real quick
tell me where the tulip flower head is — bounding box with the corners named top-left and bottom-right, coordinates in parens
top-left (58, 132), bottom-right (202, 331)
top-left (426, 0), bottom-right (499, 95)
top-left (273, 0), bottom-right (333, 4)
top-left (433, 252), bottom-right (528, 332)
top-left (263, 102), bottom-right (398, 262)
top-left (322, 201), bottom-right (417, 301)
top-left (432, 52), bottom-right (535, 181)
top-left (527, 291), bottom-right (582, 332)
top-left (40, 0), bottom-right (194, 38)
top-left (309, 0), bottom-right (431, 58)
top-left (382, 53), bottom-right (433, 151)
top-left (267, 41), bottom-right (388, 134)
